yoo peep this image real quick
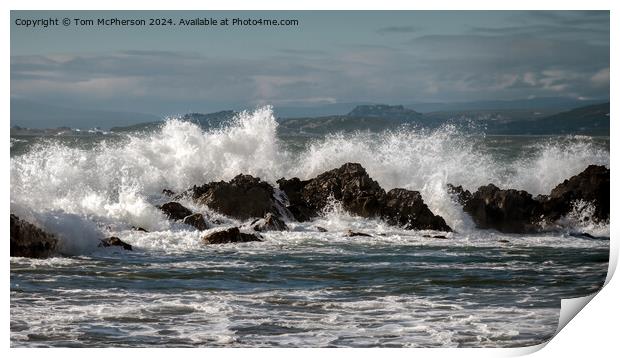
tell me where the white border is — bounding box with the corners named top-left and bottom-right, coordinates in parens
top-left (3, 1), bottom-right (617, 357)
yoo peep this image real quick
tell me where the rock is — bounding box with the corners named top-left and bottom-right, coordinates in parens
top-left (544, 165), bottom-right (609, 222)
top-left (202, 227), bottom-right (262, 245)
top-left (252, 213), bottom-right (288, 231)
top-left (498, 239), bottom-right (510, 243)
top-left (10, 214), bottom-right (58, 258)
top-left (98, 237), bottom-right (132, 251)
top-left (162, 189), bottom-right (176, 197)
top-left (316, 226), bottom-right (328, 232)
top-left (277, 177), bottom-right (314, 221)
top-left (447, 184), bottom-right (472, 205)
top-left (301, 163), bottom-right (386, 218)
top-left (381, 188), bottom-right (452, 231)
top-left (345, 229), bottom-right (372, 237)
top-left (182, 213), bottom-right (208, 231)
top-left (158, 202), bottom-right (193, 221)
top-left (193, 175), bottom-right (283, 220)
top-left (131, 226), bottom-right (148, 232)
top-left (461, 184), bottom-right (543, 233)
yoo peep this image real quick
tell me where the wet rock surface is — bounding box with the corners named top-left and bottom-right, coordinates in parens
top-left (448, 165), bottom-right (610, 233)
top-left (99, 237), bottom-right (133, 251)
top-left (251, 213), bottom-right (288, 232)
top-left (10, 214), bottom-right (58, 258)
top-left (182, 213), bottom-right (209, 231)
top-left (202, 227), bottom-right (262, 245)
top-left (158, 202), bottom-right (193, 221)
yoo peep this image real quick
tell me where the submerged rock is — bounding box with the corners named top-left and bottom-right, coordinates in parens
top-left (277, 177), bottom-right (314, 221)
top-left (381, 188), bottom-right (452, 231)
top-left (158, 202), bottom-right (193, 221)
top-left (131, 226), bottom-right (149, 232)
top-left (251, 213), bottom-right (288, 232)
top-left (10, 214), bottom-right (58, 258)
top-left (99, 237), bottom-right (133, 251)
top-left (183, 213), bottom-right (209, 231)
top-left (202, 227), bottom-right (262, 245)
top-left (192, 175), bottom-right (283, 220)
top-left (345, 229), bottom-right (372, 237)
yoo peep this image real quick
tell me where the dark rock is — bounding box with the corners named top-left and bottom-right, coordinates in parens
top-left (544, 165), bottom-right (609, 222)
top-left (193, 175), bottom-right (282, 220)
top-left (162, 189), bottom-right (176, 197)
top-left (345, 229), bottom-right (372, 237)
top-left (158, 202), bottom-right (193, 221)
top-left (462, 184), bottom-right (543, 233)
top-left (447, 184), bottom-right (472, 205)
top-left (98, 236), bottom-right (132, 251)
top-left (131, 226), bottom-right (148, 232)
top-left (252, 213), bottom-right (288, 231)
top-left (202, 227), bottom-right (262, 245)
top-left (10, 214), bottom-right (58, 258)
top-left (301, 163), bottom-right (386, 218)
top-left (498, 239), bottom-right (510, 243)
top-left (316, 226), bottom-right (328, 232)
top-left (381, 188), bottom-right (452, 231)
top-left (183, 213), bottom-right (209, 231)
top-left (277, 177), bottom-right (314, 221)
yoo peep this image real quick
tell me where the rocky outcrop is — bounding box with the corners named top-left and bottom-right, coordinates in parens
top-left (381, 188), bottom-right (452, 231)
top-left (191, 175), bottom-right (283, 220)
top-left (301, 163), bottom-right (386, 218)
top-left (10, 214), bottom-right (58, 258)
top-left (183, 213), bottom-right (209, 231)
top-left (158, 202), bottom-right (193, 221)
top-left (544, 165), bottom-right (609, 222)
top-left (202, 227), bottom-right (262, 245)
top-left (345, 229), bottom-right (372, 237)
top-left (278, 163), bottom-right (451, 232)
top-left (251, 213), bottom-right (288, 231)
top-left (458, 184), bottom-right (544, 233)
top-left (448, 165), bottom-right (610, 233)
top-left (99, 237), bottom-right (133, 251)
top-left (158, 202), bottom-right (208, 230)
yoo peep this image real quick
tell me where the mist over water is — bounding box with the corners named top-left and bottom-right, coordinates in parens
top-left (10, 106), bottom-right (610, 347)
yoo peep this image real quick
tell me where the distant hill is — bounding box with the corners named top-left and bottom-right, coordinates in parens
top-left (489, 103), bottom-right (610, 135)
top-left (11, 99), bottom-right (161, 129)
top-left (408, 97), bottom-right (607, 113)
top-left (110, 111), bottom-right (238, 133)
top-left (277, 104), bottom-right (434, 135)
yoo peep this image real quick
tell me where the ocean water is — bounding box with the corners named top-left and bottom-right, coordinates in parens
top-left (10, 107), bottom-right (610, 347)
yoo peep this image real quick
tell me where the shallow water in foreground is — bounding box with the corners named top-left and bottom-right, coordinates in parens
top-left (11, 226), bottom-right (608, 347)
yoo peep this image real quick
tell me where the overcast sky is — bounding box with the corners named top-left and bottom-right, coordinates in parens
top-left (11, 10), bottom-right (609, 115)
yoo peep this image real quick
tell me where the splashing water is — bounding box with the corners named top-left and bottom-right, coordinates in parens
top-left (10, 106), bottom-right (609, 252)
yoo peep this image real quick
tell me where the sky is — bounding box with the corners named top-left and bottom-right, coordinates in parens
top-left (11, 10), bottom-right (610, 115)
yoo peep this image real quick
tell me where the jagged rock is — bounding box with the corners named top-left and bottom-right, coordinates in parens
top-left (192, 175), bottom-right (282, 220)
top-left (448, 165), bottom-right (610, 233)
top-left (158, 202), bottom-right (193, 221)
top-left (251, 213), bottom-right (288, 231)
top-left (183, 213), bottom-right (209, 231)
top-left (277, 177), bottom-right (314, 221)
top-left (131, 226), bottom-right (148, 232)
top-left (462, 184), bottom-right (543, 233)
top-left (345, 229), bottom-right (372, 237)
top-left (447, 184), bottom-right (472, 205)
top-left (316, 226), bottom-right (328, 232)
top-left (99, 237), bottom-right (132, 251)
top-left (381, 188), bottom-right (452, 231)
top-left (10, 214), bottom-right (58, 258)
top-left (202, 227), bottom-right (262, 245)
top-left (301, 163), bottom-right (386, 218)
top-left (162, 189), bottom-right (176, 197)
top-left (544, 165), bottom-right (609, 222)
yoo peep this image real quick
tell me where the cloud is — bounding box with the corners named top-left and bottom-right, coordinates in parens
top-left (377, 26), bottom-right (419, 35)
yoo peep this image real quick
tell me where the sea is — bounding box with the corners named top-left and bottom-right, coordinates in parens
top-left (10, 106), bottom-right (610, 347)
